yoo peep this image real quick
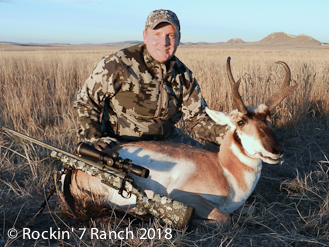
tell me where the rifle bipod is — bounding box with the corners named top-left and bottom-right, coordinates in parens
top-left (37, 168), bottom-right (77, 217)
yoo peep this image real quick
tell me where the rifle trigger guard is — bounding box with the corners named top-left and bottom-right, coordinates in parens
top-left (118, 176), bottom-right (131, 199)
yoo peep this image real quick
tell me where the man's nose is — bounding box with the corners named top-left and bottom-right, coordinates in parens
top-left (159, 36), bottom-right (170, 46)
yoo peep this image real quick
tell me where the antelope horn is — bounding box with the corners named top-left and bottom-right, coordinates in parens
top-left (226, 57), bottom-right (247, 114)
top-left (266, 61), bottom-right (298, 112)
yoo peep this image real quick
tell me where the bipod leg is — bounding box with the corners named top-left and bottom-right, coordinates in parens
top-left (61, 169), bottom-right (77, 218)
top-left (24, 169), bottom-right (68, 227)
top-left (38, 168), bottom-right (66, 214)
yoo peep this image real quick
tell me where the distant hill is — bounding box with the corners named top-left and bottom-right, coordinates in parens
top-left (225, 38), bottom-right (245, 45)
top-left (180, 42), bottom-right (224, 46)
top-left (256, 32), bottom-right (321, 46)
top-left (99, 40), bottom-right (141, 46)
top-left (0, 32), bottom-right (325, 50)
top-left (0, 41), bottom-right (71, 47)
top-left (180, 33), bottom-right (321, 47)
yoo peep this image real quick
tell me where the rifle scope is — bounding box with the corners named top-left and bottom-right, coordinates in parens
top-left (76, 142), bottom-right (149, 178)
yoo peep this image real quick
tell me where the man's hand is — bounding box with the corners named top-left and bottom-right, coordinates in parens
top-left (92, 137), bottom-right (119, 151)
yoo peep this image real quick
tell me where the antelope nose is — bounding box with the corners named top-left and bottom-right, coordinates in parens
top-left (272, 145), bottom-right (283, 155)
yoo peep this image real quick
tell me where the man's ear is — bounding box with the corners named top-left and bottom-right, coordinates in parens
top-left (177, 32), bottom-right (181, 46)
top-left (143, 29), bottom-right (147, 43)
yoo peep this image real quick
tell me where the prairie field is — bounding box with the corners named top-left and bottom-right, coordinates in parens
top-left (0, 44), bottom-right (329, 246)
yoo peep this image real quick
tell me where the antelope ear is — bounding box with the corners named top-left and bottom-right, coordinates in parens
top-left (206, 107), bottom-right (230, 125)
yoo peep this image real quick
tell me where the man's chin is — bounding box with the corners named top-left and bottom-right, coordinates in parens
top-left (153, 51), bottom-right (173, 63)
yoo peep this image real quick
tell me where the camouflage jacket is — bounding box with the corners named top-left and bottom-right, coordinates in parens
top-left (74, 43), bottom-right (226, 144)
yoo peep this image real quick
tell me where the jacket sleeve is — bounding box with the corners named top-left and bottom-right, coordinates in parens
top-left (74, 55), bottom-right (124, 143)
top-left (181, 71), bottom-right (227, 145)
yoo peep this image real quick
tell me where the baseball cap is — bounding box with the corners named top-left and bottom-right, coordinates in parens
top-left (145, 9), bottom-right (180, 32)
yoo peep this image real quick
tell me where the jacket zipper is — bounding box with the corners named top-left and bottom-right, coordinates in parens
top-left (154, 65), bottom-right (165, 135)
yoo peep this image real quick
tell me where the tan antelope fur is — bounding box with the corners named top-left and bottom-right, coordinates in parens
top-left (68, 57), bottom-right (297, 226)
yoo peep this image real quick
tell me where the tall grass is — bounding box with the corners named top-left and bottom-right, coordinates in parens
top-left (0, 46), bottom-right (329, 246)
top-left (0, 50), bottom-right (117, 151)
top-left (176, 48), bottom-right (329, 125)
top-left (1, 47), bottom-right (328, 138)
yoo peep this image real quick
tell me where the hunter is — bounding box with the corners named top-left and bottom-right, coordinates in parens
top-left (74, 9), bottom-right (227, 151)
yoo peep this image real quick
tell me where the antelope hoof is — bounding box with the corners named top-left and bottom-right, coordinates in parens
top-left (206, 208), bottom-right (231, 229)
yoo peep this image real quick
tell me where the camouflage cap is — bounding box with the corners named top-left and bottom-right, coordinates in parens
top-left (145, 9), bottom-right (180, 32)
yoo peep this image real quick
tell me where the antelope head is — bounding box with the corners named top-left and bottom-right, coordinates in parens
top-left (206, 57), bottom-right (298, 164)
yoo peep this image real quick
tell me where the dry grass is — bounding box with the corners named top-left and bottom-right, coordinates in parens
top-left (0, 45), bottom-right (329, 246)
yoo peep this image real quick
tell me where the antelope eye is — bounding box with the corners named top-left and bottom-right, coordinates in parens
top-left (237, 120), bottom-right (244, 126)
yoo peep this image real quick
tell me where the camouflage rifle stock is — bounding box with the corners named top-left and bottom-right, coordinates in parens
top-left (0, 125), bottom-right (194, 228)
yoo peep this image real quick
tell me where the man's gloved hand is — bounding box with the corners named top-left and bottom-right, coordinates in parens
top-left (92, 137), bottom-right (120, 151)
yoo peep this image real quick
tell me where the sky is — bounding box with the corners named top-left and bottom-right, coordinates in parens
top-left (0, 0), bottom-right (328, 44)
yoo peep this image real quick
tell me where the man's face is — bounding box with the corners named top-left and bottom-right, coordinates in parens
top-left (143, 22), bottom-right (180, 63)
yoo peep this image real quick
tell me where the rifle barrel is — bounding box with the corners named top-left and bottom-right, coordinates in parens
top-left (0, 125), bottom-right (126, 176)
top-left (1, 125), bottom-right (76, 158)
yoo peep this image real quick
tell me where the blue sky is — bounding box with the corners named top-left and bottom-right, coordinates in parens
top-left (1, 0), bottom-right (328, 44)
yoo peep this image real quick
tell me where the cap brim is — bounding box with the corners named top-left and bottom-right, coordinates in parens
top-left (149, 19), bottom-right (180, 32)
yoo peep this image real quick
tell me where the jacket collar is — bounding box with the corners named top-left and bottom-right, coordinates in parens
top-left (142, 43), bottom-right (176, 80)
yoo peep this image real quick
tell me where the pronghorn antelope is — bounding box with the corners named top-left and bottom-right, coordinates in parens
top-left (68, 57), bottom-right (297, 226)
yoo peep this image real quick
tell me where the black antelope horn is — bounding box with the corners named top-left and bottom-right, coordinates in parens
top-left (266, 61), bottom-right (298, 112)
top-left (226, 57), bottom-right (247, 114)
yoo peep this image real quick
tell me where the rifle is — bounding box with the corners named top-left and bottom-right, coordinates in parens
top-left (0, 126), bottom-right (194, 228)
